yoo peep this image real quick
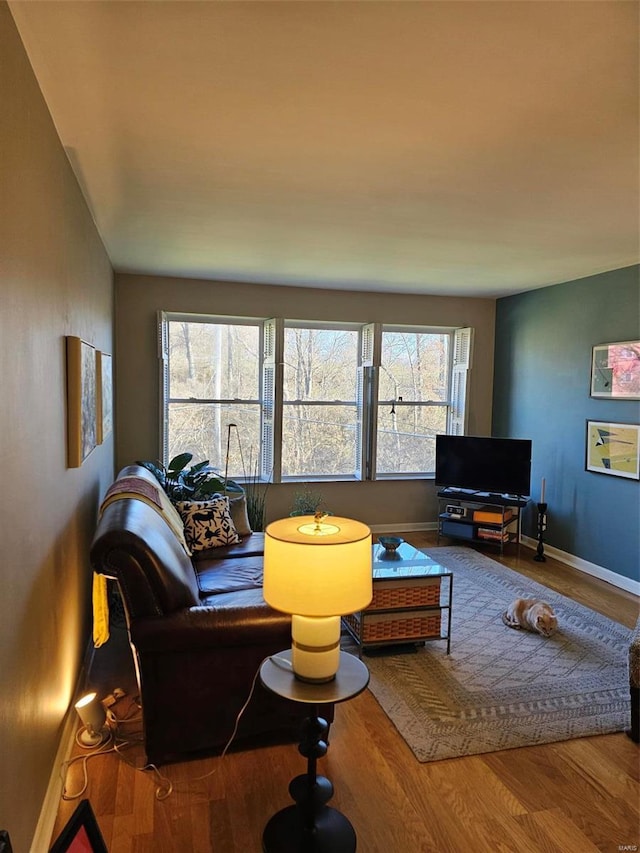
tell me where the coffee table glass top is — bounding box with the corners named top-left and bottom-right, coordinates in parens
top-left (373, 541), bottom-right (451, 579)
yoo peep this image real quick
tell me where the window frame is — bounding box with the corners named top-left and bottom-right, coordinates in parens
top-left (159, 311), bottom-right (265, 481)
top-left (159, 312), bottom-right (472, 483)
top-left (372, 324), bottom-right (457, 480)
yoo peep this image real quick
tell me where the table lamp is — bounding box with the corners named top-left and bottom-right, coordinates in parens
top-left (264, 514), bottom-right (372, 683)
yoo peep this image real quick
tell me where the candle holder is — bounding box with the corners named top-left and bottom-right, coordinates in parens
top-left (534, 502), bottom-right (547, 562)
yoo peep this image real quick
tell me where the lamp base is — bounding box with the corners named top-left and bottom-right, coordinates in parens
top-left (263, 803), bottom-right (356, 853)
top-left (292, 671), bottom-right (336, 684)
top-left (291, 615), bottom-right (341, 682)
top-left (78, 728), bottom-right (109, 748)
top-left (262, 714), bottom-right (356, 853)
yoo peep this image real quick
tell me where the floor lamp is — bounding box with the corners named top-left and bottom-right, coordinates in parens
top-left (262, 514), bottom-right (372, 852)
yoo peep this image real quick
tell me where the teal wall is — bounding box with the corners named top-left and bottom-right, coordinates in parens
top-left (493, 265), bottom-right (639, 582)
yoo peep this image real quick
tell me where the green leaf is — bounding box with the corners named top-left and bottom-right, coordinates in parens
top-left (139, 452), bottom-right (249, 506)
top-left (195, 481), bottom-right (222, 498)
top-left (168, 452), bottom-right (193, 473)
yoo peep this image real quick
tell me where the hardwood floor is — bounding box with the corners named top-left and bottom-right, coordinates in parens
top-left (52, 533), bottom-right (639, 852)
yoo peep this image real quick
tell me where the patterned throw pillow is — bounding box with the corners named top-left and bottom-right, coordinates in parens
top-left (176, 497), bottom-right (240, 552)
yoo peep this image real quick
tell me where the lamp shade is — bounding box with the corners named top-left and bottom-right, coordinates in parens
top-left (264, 515), bottom-right (372, 616)
top-left (264, 515), bottom-right (372, 682)
top-left (75, 692), bottom-right (106, 732)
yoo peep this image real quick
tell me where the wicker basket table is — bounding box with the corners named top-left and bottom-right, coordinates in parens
top-left (343, 542), bottom-right (453, 655)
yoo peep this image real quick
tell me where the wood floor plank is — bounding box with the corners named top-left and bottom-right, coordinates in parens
top-left (130, 757), bottom-right (155, 835)
top-left (484, 742), bottom-right (640, 852)
top-left (516, 807), bottom-right (601, 853)
top-left (110, 813), bottom-right (136, 853)
top-left (327, 698), bottom-right (446, 852)
top-left (421, 754), bottom-right (530, 820)
top-left (553, 737), bottom-right (640, 804)
top-left (586, 733), bottom-right (640, 781)
top-left (403, 758), bottom-right (527, 853)
top-left (148, 800), bottom-right (186, 853)
top-left (208, 796), bottom-right (235, 853)
top-left (114, 751), bottom-right (137, 818)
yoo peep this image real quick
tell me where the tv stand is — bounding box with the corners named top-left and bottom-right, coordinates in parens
top-left (437, 489), bottom-right (528, 554)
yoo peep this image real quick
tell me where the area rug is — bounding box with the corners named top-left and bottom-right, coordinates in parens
top-left (349, 546), bottom-right (632, 762)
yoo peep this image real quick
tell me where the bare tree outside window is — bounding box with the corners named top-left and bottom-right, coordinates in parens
top-left (161, 314), bottom-right (469, 482)
top-left (282, 326), bottom-right (359, 477)
top-left (167, 320), bottom-right (261, 478)
top-left (377, 331), bottom-right (450, 474)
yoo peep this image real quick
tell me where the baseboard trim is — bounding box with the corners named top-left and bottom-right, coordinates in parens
top-left (30, 641), bottom-right (95, 853)
top-left (520, 534), bottom-right (640, 596)
top-left (29, 702), bottom-right (78, 853)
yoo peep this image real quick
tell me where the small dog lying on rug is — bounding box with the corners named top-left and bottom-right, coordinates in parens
top-left (502, 598), bottom-right (558, 637)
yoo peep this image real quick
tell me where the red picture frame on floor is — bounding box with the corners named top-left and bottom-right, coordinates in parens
top-left (49, 800), bottom-right (107, 853)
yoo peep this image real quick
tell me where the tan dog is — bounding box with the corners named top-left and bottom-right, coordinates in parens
top-left (502, 598), bottom-right (558, 637)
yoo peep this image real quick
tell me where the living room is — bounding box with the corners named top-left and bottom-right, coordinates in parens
top-left (1, 2), bottom-right (638, 850)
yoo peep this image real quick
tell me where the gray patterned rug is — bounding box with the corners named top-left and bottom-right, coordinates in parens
top-left (348, 546), bottom-right (632, 762)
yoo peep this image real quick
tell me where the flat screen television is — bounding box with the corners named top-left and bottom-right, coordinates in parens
top-left (435, 435), bottom-right (532, 497)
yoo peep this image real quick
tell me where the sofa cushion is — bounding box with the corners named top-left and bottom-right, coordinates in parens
top-left (193, 532), bottom-right (265, 562)
top-left (176, 497), bottom-right (240, 552)
top-left (196, 556), bottom-right (264, 596)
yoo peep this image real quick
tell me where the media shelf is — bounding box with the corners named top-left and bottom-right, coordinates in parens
top-left (436, 488), bottom-right (528, 554)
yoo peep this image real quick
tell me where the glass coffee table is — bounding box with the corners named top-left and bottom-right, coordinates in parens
top-left (343, 541), bottom-right (452, 655)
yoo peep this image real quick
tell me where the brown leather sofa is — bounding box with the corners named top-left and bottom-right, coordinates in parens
top-left (90, 464), bottom-right (332, 765)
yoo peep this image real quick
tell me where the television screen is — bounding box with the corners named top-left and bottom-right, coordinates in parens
top-left (435, 435), bottom-right (532, 497)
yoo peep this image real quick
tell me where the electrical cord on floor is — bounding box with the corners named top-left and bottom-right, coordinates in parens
top-left (61, 735), bottom-right (117, 801)
top-left (61, 655), bottom-right (270, 801)
top-left (187, 654), bottom-right (265, 784)
top-left (60, 693), bottom-right (172, 801)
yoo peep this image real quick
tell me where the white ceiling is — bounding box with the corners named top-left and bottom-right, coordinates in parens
top-left (9, 0), bottom-right (640, 298)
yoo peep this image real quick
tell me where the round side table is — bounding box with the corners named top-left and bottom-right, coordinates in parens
top-left (259, 650), bottom-right (370, 853)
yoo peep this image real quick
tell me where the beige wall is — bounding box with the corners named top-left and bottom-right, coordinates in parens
top-left (1, 5), bottom-right (114, 849)
top-left (115, 273), bottom-right (495, 525)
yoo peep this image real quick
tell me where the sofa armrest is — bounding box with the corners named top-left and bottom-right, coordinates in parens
top-left (131, 591), bottom-right (291, 653)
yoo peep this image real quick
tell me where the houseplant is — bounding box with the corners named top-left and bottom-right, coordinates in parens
top-left (137, 453), bottom-right (243, 503)
top-left (240, 448), bottom-right (269, 532)
top-left (290, 485), bottom-right (326, 516)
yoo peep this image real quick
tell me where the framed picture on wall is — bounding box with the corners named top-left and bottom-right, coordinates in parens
top-left (590, 340), bottom-right (640, 399)
top-left (96, 351), bottom-right (113, 444)
top-left (49, 799), bottom-right (107, 853)
top-left (585, 420), bottom-right (640, 480)
top-left (66, 336), bottom-right (97, 467)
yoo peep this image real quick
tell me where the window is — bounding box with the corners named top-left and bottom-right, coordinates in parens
top-left (356, 324), bottom-right (472, 480)
top-left (282, 323), bottom-right (360, 478)
top-left (160, 313), bottom-right (472, 482)
top-left (160, 314), bottom-right (263, 479)
top-left (376, 327), bottom-right (451, 476)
